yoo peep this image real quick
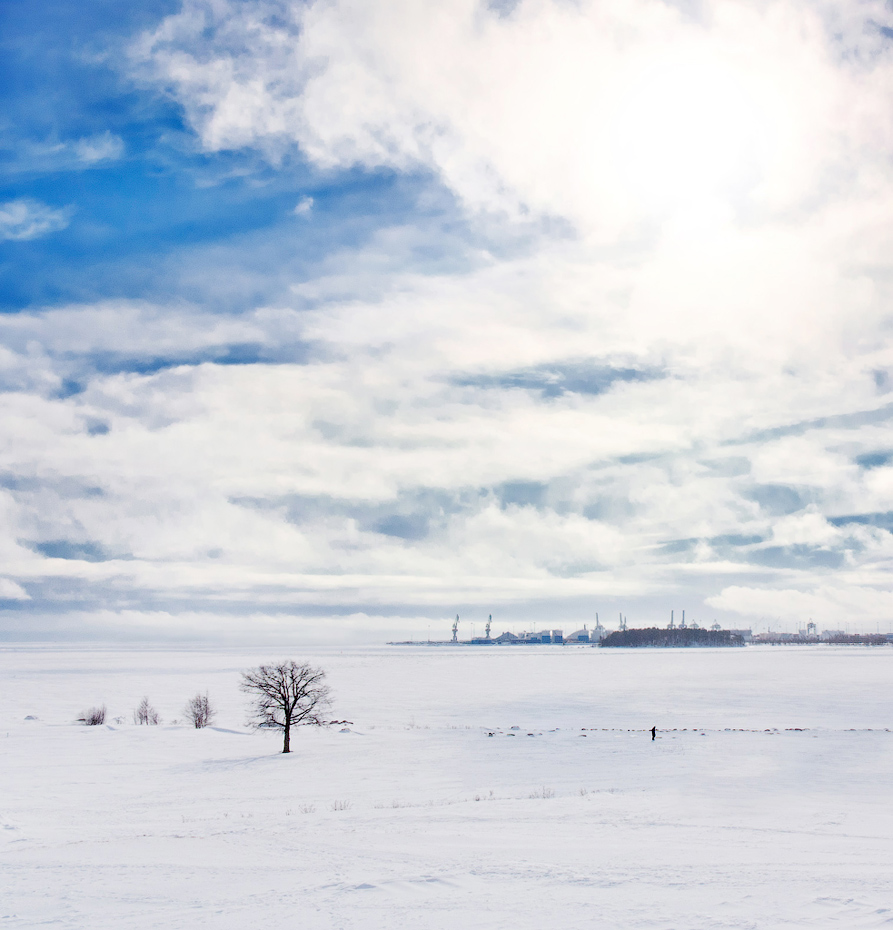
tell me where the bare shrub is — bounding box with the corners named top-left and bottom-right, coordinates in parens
top-left (183, 691), bottom-right (215, 729)
top-left (330, 800), bottom-right (351, 811)
top-left (133, 697), bottom-right (160, 725)
top-left (529, 786), bottom-right (555, 799)
top-left (240, 660), bottom-right (331, 753)
top-left (79, 705), bottom-right (106, 726)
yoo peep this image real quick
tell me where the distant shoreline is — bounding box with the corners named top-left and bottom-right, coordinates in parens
top-left (389, 629), bottom-right (892, 647)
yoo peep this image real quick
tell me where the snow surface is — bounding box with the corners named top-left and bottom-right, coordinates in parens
top-left (1, 644), bottom-right (892, 929)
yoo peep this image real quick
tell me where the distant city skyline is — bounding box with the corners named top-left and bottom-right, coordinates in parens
top-left (2, 0), bottom-right (893, 641)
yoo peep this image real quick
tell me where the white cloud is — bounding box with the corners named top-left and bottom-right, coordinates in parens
top-left (2, 241), bottom-right (893, 630)
top-left (707, 583), bottom-right (893, 627)
top-left (72, 131), bottom-right (125, 165)
top-left (0, 199), bottom-right (72, 241)
top-left (0, 291), bottom-right (888, 618)
top-left (134, 0), bottom-right (893, 233)
top-left (5, 133), bottom-right (125, 174)
top-left (131, 0), bottom-right (893, 377)
top-left (0, 300), bottom-right (276, 358)
top-left (293, 196), bottom-right (313, 216)
top-left (0, 578), bottom-right (30, 600)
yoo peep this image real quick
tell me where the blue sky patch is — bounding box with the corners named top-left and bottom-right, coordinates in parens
top-left (454, 361), bottom-right (663, 399)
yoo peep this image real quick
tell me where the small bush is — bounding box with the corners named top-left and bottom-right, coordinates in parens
top-left (80, 705), bottom-right (106, 726)
top-left (133, 697), bottom-right (160, 725)
top-left (330, 800), bottom-right (351, 811)
top-left (183, 691), bottom-right (215, 729)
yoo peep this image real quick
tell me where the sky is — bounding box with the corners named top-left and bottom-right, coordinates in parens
top-left (3, 0), bottom-right (893, 642)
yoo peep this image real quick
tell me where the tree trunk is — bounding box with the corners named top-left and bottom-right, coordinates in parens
top-left (282, 721), bottom-right (291, 753)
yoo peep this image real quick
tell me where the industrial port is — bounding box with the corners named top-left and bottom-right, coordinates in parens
top-left (390, 611), bottom-right (893, 646)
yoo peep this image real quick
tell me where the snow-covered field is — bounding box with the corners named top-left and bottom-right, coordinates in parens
top-left (2, 644), bottom-right (892, 929)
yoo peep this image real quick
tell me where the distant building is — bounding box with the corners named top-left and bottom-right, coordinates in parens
top-left (752, 631), bottom-right (799, 643)
top-left (514, 629), bottom-right (563, 644)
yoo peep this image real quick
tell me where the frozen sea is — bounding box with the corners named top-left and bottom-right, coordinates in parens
top-left (1, 643), bottom-right (892, 929)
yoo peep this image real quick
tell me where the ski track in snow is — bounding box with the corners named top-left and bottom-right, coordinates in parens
top-left (1, 644), bottom-right (892, 929)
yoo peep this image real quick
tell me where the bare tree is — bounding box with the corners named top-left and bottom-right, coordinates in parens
top-left (79, 705), bottom-right (106, 726)
top-left (184, 691), bottom-right (215, 728)
top-left (240, 660), bottom-right (331, 753)
top-left (133, 697), bottom-right (160, 725)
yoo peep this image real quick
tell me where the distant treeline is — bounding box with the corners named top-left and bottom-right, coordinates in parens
top-left (600, 628), bottom-right (745, 648)
top-left (824, 634), bottom-right (888, 645)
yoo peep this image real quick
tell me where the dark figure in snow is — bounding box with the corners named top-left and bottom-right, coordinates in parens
top-left (651, 726), bottom-right (656, 741)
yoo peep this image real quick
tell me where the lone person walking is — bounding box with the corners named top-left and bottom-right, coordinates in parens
top-left (651, 726), bottom-right (656, 741)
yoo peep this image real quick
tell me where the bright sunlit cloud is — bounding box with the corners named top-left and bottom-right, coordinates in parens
top-left (612, 48), bottom-right (774, 212)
